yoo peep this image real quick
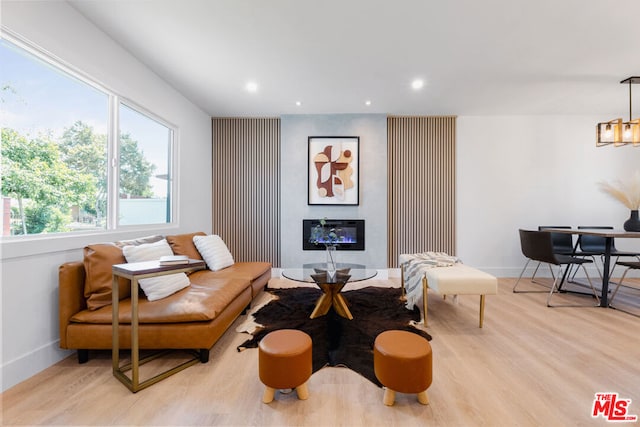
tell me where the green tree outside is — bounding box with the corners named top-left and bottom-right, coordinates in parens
top-left (1, 128), bottom-right (95, 234)
top-left (1, 121), bottom-right (156, 235)
top-left (119, 133), bottom-right (156, 198)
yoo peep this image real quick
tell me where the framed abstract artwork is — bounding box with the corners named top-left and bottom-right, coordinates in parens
top-left (308, 136), bottom-right (359, 205)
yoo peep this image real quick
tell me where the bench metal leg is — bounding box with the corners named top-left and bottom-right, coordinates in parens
top-left (400, 264), bottom-right (406, 300)
top-left (422, 275), bottom-right (428, 326)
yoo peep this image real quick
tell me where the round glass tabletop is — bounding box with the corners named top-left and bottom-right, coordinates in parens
top-left (281, 263), bottom-right (378, 283)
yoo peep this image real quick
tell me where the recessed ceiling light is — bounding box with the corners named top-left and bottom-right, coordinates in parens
top-left (411, 79), bottom-right (424, 90)
top-left (245, 81), bottom-right (258, 93)
top-left (296, 101), bottom-right (302, 106)
top-left (365, 100), bottom-right (372, 106)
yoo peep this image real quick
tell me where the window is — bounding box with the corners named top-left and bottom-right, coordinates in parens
top-left (0, 36), bottom-right (175, 236)
top-left (118, 104), bottom-right (173, 225)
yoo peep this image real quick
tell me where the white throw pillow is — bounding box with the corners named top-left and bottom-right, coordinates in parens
top-left (193, 234), bottom-right (235, 271)
top-left (122, 239), bottom-right (190, 301)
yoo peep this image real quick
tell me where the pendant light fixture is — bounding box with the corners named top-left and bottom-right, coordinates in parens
top-left (596, 76), bottom-right (640, 147)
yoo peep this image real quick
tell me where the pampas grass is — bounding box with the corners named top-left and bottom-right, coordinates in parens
top-left (598, 171), bottom-right (640, 210)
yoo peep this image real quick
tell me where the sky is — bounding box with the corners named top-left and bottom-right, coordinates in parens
top-left (1, 38), bottom-right (171, 197)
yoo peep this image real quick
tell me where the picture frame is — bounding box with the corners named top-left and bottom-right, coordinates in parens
top-left (308, 136), bottom-right (359, 205)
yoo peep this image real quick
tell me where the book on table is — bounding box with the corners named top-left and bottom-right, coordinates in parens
top-left (159, 255), bottom-right (190, 265)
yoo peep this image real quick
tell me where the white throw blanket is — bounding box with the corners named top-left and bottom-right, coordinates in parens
top-left (402, 252), bottom-right (460, 309)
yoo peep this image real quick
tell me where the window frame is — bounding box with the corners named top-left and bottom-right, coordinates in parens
top-left (0, 30), bottom-right (179, 244)
top-left (114, 98), bottom-right (178, 229)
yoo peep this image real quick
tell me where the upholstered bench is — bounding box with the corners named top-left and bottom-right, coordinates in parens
top-left (400, 255), bottom-right (498, 328)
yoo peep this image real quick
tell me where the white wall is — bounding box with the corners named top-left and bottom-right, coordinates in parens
top-left (457, 115), bottom-right (640, 276)
top-left (279, 113), bottom-right (640, 279)
top-left (0, 2), bottom-right (212, 391)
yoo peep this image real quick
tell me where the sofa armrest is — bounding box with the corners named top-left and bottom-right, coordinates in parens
top-left (59, 261), bottom-right (87, 349)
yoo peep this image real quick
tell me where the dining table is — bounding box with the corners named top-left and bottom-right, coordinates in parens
top-left (545, 228), bottom-right (640, 307)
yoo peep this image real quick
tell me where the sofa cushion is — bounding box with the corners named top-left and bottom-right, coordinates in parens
top-left (207, 262), bottom-right (272, 282)
top-left (122, 239), bottom-right (190, 301)
top-left (166, 231), bottom-right (206, 260)
top-left (193, 234), bottom-right (235, 271)
top-left (83, 235), bottom-right (165, 310)
top-left (70, 274), bottom-right (250, 323)
top-left (83, 243), bottom-right (129, 311)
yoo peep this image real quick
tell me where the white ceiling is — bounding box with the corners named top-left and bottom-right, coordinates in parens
top-left (68, 0), bottom-right (640, 118)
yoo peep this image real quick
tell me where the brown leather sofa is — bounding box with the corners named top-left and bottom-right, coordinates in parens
top-left (58, 232), bottom-right (271, 363)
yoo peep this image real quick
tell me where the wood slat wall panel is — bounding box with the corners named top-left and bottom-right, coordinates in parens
top-left (212, 118), bottom-right (280, 265)
top-left (387, 116), bottom-right (456, 267)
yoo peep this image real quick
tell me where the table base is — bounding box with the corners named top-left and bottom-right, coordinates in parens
top-left (113, 349), bottom-right (201, 393)
top-left (310, 272), bottom-right (353, 320)
top-left (310, 282), bottom-right (353, 320)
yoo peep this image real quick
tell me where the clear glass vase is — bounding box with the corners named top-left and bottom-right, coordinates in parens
top-left (326, 245), bottom-right (337, 279)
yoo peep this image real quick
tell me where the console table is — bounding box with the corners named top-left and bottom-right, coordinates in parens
top-left (111, 259), bottom-right (206, 392)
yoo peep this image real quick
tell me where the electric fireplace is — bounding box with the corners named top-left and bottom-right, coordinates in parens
top-left (302, 219), bottom-right (365, 251)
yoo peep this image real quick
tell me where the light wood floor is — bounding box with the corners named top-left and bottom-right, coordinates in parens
top-left (2, 277), bottom-right (640, 426)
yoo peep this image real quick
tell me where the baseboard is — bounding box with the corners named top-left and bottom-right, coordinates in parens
top-left (1, 339), bottom-right (71, 392)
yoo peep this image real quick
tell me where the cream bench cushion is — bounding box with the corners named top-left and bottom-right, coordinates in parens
top-left (400, 255), bottom-right (497, 328)
top-left (424, 264), bottom-right (497, 296)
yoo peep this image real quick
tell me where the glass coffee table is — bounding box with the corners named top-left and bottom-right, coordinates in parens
top-left (281, 263), bottom-right (378, 320)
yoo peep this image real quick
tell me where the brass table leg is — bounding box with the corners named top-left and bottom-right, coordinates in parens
top-left (131, 277), bottom-right (139, 389)
top-left (112, 277), bottom-right (199, 393)
top-left (112, 275), bottom-right (119, 375)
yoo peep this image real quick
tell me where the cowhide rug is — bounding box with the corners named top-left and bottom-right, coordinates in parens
top-left (237, 285), bottom-right (431, 387)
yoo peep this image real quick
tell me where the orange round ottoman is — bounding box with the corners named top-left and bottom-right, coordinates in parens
top-left (258, 329), bottom-right (312, 403)
top-left (373, 330), bottom-right (432, 406)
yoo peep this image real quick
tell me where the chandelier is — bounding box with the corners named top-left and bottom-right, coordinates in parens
top-left (596, 76), bottom-right (640, 147)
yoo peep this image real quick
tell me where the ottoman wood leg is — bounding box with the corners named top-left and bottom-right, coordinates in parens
top-left (296, 382), bottom-right (309, 400)
top-left (479, 295), bottom-right (486, 328)
top-left (263, 386), bottom-right (276, 404)
top-left (417, 390), bottom-right (429, 405)
top-left (383, 388), bottom-right (396, 406)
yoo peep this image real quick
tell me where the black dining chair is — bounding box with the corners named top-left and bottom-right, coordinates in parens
top-left (518, 226), bottom-right (574, 284)
top-left (609, 261), bottom-right (640, 312)
top-left (543, 226), bottom-right (576, 255)
top-left (573, 226), bottom-right (640, 279)
top-left (514, 229), bottom-right (600, 307)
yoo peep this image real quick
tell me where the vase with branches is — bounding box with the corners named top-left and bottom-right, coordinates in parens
top-left (598, 171), bottom-right (640, 231)
top-left (309, 218), bottom-right (342, 277)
